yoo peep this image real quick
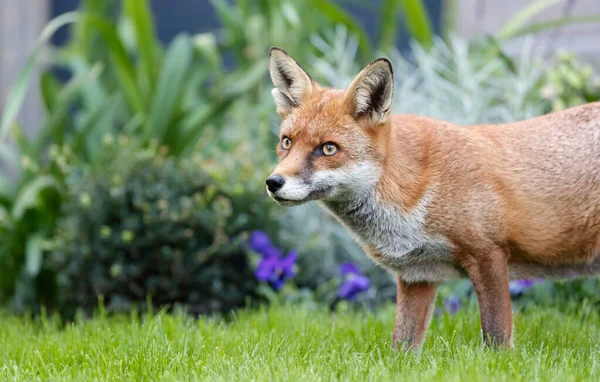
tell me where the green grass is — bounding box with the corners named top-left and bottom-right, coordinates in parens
top-left (1, 303), bottom-right (599, 381)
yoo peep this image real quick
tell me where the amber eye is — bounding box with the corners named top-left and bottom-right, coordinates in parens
top-left (281, 137), bottom-right (292, 150)
top-left (322, 142), bottom-right (338, 156)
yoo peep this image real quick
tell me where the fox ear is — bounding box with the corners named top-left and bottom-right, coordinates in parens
top-left (268, 47), bottom-right (313, 117)
top-left (344, 58), bottom-right (394, 125)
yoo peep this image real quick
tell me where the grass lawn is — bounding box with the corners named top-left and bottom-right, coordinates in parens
top-left (1, 302), bottom-right (599, 381)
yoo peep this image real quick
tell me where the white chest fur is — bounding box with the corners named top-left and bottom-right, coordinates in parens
top-left (322, 189), bottom-right (463, 283)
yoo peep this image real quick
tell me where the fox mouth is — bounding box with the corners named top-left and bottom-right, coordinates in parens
top-left (272, 196), bottom-right (307, 206)
top-left (270, 186), bottom-right (334, 206)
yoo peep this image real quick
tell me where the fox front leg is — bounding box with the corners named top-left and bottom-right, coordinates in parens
top-left (392, 278), bottom-right (439, 351)
top-left (461, 247), bottom-right (513, 349)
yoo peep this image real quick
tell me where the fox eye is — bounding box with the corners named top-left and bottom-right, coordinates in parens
top-left (322, 142), bottom-right (338, 156)
top-left (281, 137), bottom-right (292, 150)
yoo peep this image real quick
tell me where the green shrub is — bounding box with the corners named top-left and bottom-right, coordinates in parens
top-left (48, 136), bottom-right (281, 316)
top-left (541, 51), bottom-right (600, 112)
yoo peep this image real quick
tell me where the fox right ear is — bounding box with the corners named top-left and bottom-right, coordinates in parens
top-left (268, 47), bottom-right (313, 117)
top-left (344, 58), bottom-right (394, 126)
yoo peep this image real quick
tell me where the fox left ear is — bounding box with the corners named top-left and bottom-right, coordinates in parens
top-left (344, 58), bottom-right (394, 125)
top-left (268, 47), bottom-right (314, 117)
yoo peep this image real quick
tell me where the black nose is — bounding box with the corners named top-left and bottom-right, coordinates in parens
top-left (266, 175), bottom-right (285, 193)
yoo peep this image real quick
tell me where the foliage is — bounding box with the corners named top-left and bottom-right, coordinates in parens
top-left (209, 0), bottom-right (373, 66)
top-left (0, 0), bottom-right (266, 308)
top-left (495, 0), bottom-right (600, 42)
top-left (47, 136), bottom-right (282, 316)
top-left (540, 51), bottom-right (600, 111)
top-left (1, 303), bottom-right (600, 380)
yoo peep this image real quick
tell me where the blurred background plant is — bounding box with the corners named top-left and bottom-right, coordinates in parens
top-left (48, 135), bottom-right (283, 317)
top-left (0, 0), bottom-right (599, 315)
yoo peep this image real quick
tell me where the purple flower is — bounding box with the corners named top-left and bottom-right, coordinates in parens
top-left (509, 279), bottom-right (543, 295)
top-left (444, 295), bottom-right (461, 314)
top-left (338, 263), bottom-right (370, 300)
top-left (248, 230), bottom-right (280, 257)
top-left (434, 295), bottom-right (462, 317)
top-left (254, 251), bottom-right (297, 290)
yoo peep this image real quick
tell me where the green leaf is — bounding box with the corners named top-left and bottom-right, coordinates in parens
top-left (33, 63), bottom-right (104, 155)
top-left (312, 0), bottom-right (373, 59)
top-left (123, 0), bottom-right (158, 92)
top-left (378, 0), bottom-right (401, 52)
top-left (72, 0), bottom-right (113, 54)
top-left (0, 170), bottom-right (17, 204)
top-left (210, 0), bottom-right (243, 34)
top-left (222, 58), bottom-right (268, 97)
top-left (39, 71), bottom-right (74, 147)
top-left (80, 14), bottom-right (145, 116)
top-left (12, 176), bottom-right (58, 221)
top-left (1, 11), bottom-right (144, 141)
top-left (497, 0), bottom-right (563, 41)
top-left (72, 94), bottom-right (117, 161)
top-left (40, 71), bottom-right (61, 112)
top-left (175, 100), bottom-right (234, 156)
top-left (11, 123), bottom-right (34, 157)
top-left (0, 141), bottom-right (21, 173)
top-left (0, 12), bottom-right (80, 141)
top-left (25, 233), bottom-right (45, 277)
top-left (499, 15), bottom-right (600, 41)
top-left (145, 34), bottom-right (193, 142)
top-left (398, 0), bottom-right (434, 49)
top-left (65, 56), bottom-right (108, 109)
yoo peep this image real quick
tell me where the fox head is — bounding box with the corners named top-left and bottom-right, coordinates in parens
top-left (266, 47), bottom-right (394, 206)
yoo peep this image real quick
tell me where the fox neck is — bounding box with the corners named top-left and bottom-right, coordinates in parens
top-left (371, 118), bottom-right (432, 211)
top-left (321, 119), bottom-right (431, 223)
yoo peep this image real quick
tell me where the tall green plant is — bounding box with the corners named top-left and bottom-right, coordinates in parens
top-left (0, 0), bottom-right (265, 308)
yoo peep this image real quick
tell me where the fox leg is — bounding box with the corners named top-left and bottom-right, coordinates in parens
top-left (461, 247), bottom-right (513, 348)
top-left (392, 278), bottom-right (439, 351)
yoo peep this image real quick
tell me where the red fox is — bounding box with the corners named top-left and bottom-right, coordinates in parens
top-left (265, 47), bottom-right (600, 350)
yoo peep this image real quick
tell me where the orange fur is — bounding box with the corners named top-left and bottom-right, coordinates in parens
top-left (266, 47), bottom-right (600, 350)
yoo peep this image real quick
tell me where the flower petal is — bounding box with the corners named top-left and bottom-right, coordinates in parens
top-left (281, 251), bottom-right (298, 277)
top-left (443, 295), bottom-right (461, 314)
top-left (248, 230), bottom-right (276, 256)
top-left (338, 281), bottom-right (358, 300)
top-left (353, 275), bottom-right (370, 291)
top-left (340, 262), bottom-right (361, 276)
top-left (270, 277), bottom-right (286, 291)
top-left (254, 257), bottom-right (277, 281)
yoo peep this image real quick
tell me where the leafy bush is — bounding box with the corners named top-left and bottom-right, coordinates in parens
top-left (0, 0), bottom-right (265, 308)
top-left (541, 51), bottom-right (600, 112)
top-left (48, 136), bottom-right (282, 316)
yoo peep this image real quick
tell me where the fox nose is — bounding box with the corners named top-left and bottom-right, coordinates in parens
top-left (266, 175), bottom-right (285, 193)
